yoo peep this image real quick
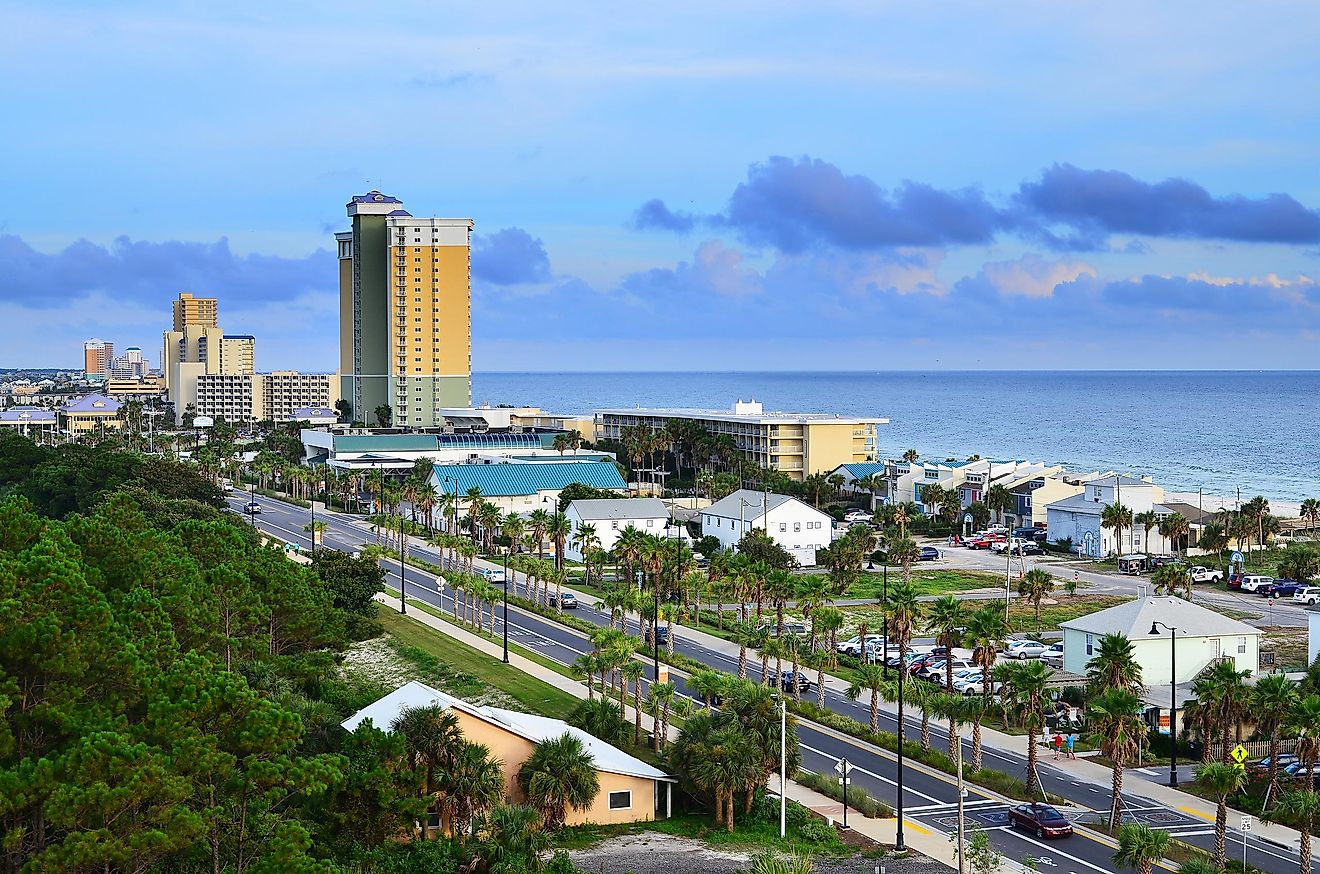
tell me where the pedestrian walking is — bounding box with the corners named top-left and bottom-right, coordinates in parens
top-left (1053, 733), bottom-right (1064, 760)
top-left (1065, 733), bottom-right (1076, 760)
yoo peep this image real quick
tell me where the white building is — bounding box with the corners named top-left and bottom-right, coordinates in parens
top-left (1045, 474), bottom-right (1185, 557)
top-left (700, 489), bottom-right (833, 566)
top-left (564, 498), bottom-right (671, 560)
top-left (1060, 597), bottom-right (1262, 686)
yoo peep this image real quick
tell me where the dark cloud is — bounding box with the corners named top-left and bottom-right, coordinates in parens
top-left (1016, 164), bottom-right (1320, 249)
top-left (0, 234), bottom-right (331, 307)
top-left (631, 157), bottom-right (1320, 253)
top-left (471, 227), bottom-right (552, 285)
top-left (631, 199), bottom-right (696, 233)
top-left (722, 156), bottom-right (1007, 252)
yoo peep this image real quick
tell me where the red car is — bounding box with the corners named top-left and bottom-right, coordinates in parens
top-left (968, 534), bottom-right (1006, 550)
top-left (1007, 803), bottom-right (1073, 839)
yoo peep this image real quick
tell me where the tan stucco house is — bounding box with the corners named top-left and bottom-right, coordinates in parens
top-left (342, 681), bottom-right (675, 826)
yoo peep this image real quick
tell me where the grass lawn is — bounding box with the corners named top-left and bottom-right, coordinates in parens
top-left (376, 609), bottom-right (582, 721)
top-left (1261, 625), bottom-right (1310, 671)
top-left (835, 568), bottom-right (1000, 600)
top-left (1006, 594), bottom-right (1128, 633)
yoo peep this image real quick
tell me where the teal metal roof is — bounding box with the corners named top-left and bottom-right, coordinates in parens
top-left (432, 461), bottom-right (626, 497)
top-left (836, 462), bottom-right (887, 478)
top-left (334, 432), bottom-right (550, 452)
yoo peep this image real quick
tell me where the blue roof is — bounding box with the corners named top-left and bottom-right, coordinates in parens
top-left (60, 393), bottom-right (120, 414)
top-left (0, 407), bottom-right (56, 423)
top-left (349, 190), bottom-right (402, 204)
top-left (432, 461), bottom-right (626, 497)
top-left (836, 462), bottom-right (886, 478)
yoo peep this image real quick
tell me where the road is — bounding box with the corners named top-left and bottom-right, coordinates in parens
top-left (229, 496), bottom-right (1312, 874)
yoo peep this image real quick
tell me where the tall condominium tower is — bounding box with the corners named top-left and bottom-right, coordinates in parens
top-left (336, 191), bottom-right (472, 427)
top-left (173, 292), bottom-right (218, 330)
top-left (83, 339), bottom-right (114, 379)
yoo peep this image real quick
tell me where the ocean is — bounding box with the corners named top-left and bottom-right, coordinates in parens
top-left (472, 371), bottom-right (1320, 505)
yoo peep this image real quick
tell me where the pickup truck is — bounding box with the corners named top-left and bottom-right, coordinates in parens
top-left (1189, 566), bottom-right (1224, 584)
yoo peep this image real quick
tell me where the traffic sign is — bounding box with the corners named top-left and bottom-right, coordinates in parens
top-left (1230, 744), bottom-right (1249, 764)
top-left (1231, 551), bottom-right (1245, 564)
top-left (1242, 815), bottom-right (1252, 832)
top-left (834, 758), bottom-right (854, 775)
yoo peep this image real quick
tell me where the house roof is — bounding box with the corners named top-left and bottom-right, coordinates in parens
top-left (432, 460), bottom-right (627, 497)
top-left (568, 498), bottom-right (668, 521)
top-left (341, 681), bottom-right (673, 783)
top-left (1060, 597), bottom-right (1263, 639)
top-left (1090, 474), bottom-right (1155, 488)
top-left (1158, 501), bottom-right (1216, 525)
top-left (704, 488), bottom-right (818, 520)
top-left (293, 407), bottom-right (337, 419)
top-left (0, 407), bottom-right (56, 423)
top-left (1045, 492), bottom-right (1104, 514)
top-left (833, 462), bottom-right (888, 479)
top-left (60, 393), bottom-right (120, 414)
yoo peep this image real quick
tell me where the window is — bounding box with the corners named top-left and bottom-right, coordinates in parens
top-left (646, 519), bottom-right (654, 527)
top-left (1238, 637), bottom-right (1247, 654)
top-left (611, 521), bottom-right (618, 529)
top-left (794, 522), bottom-right (801, 532)
top-left (607, 791), bottom-right (631, 810)
top-left (779, 523), bottom-right (786, 532)
top-left (1085, 634), bottom-right (1093, 656)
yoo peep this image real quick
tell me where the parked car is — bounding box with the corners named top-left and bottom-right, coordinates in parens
top-left (844, 509), bottom-right (872, 524)
top-left (1267, 580), bottom-right (1304, 598)
top-left (1040, 642), bottom-right (1065, 668)
top-left (549, 592), bottom-right (578, 609)
top-left (1239, 575), bottom-right (1275, 594)
top-left (908, 653), bottom-right (942, 675)
top-left (762, 621), bottom-right (809, 637)
top-left (1011, 540), bottom-right (1045, 556)
top-left (244, 501), bottom-right (262, 515)
top-left (837, 634), bottom-right (885, 656)
top-left (946, 667), bottom-right (981, 689)
top-left (969, 534), bottom-right (1006, 550)
top-left (1227, 573), bottom-right (1244, 590)
top-left (1012, 527), bottom-right (1046, 541)
top-left (960, 676), bottom-right (1001, 696)
top-left (1189, 566), bottom-right (1224, 584)
top-left (1294, 587), bottom-right (1320, 606)
top-left (919, 546), bottom-right (942, 561)
top-left (651, 625), bottom-right (670, 645)
top-left (1008, 803), bottom-right (1073, 839)
top-left (1005, 639), bottom-right (1048, 660)
top-left (780, 670), bottom-right (812, 693)
top-left (1251, 754), bottom-right (1298, 776)
top-left (921, 658), bottom-right (972, 681)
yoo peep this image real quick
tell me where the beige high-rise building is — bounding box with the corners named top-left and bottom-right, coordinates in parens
top-left (337, 191), bottom-right (472, 427)
top-left (220, 335), bottom-right (256, 375)
top-left (83, 339), bottom-right (113, 379)
top-left (173, 293), bottom-right (218, 331)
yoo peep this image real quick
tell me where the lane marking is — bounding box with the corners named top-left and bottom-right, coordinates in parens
top-left (1178, 805), bottom-right (1215, 822)
top-left (799, 742), bottom-right (944, 804)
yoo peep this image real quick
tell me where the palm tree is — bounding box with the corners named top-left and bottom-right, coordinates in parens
top-left (1113, 822), bottom-right (1171, 874)
top-left (1197, 660), bottom-right (1251, 763)
top-left (814, 607), bottom-right (845, 709)
top-left (1263, 789), bottom-right (1320, 874)
top-left (1017, 568), bottom-right (1055, 625)
top-left (573, 521), bottom-right (600, 583)
top-left (390, 704), bottom-right (465, 839)
top-left (444, 741), bottom-right (505, 843)
top-left (1156, 515), bottom-right (1186, 559)
top-left (1101, 501), bottom-right (1133, 557)
top-left (1302, 498), bottom-right (1320, 533)
top-left (688, 668), bottom-right (729, 711)
top-left (1133, 509), bottom-right (1159, 556)
top-left (846, 664), bottom-right (893, 731)
top-left (1253, 674), bottom-right (1300, 808)
top-left (517, 733), bottom-right (600, 829)
top-left (659, 601), bottom-right (683, 658)
top-left (1199, 522), bottom-right (1230, 566)
top-left (986, 483), bottom-right (1013, 526)
top-left (964, 605), bottom-right (1008, 770)
top-left (527, 508), bottom-right (550, 560)
top-left (1088, 688), bottom-right (1147, 830)
top-left (1085, 632), bottom-right (1143, 694)
top-left (622, 659), bottom-right (646, 745)
top-left (888, 536), bottom-right (920, 585)
top-left (928, 595), bottom-right (965, 754)
top-left (1196, 761), bottom-right (1247, 870)
top-left (1289, 694), bottom-right (1320, 784)
top-left (999, 660), bottom-right (1050, 796)
top-left (689, 726), bottom-right (757, 832)
top-left (478, 803), bottom-right (552, 871)
top-left (646, 682), bottom-right (677, 751)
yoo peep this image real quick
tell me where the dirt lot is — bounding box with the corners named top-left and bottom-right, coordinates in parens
top-left (566, 832), bottom-right (941, 874)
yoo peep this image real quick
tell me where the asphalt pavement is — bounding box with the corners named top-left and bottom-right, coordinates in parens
top-left (227, 495), bottom-right (1314, 874)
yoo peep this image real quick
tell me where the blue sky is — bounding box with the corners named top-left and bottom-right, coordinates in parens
top-left (3, 1), bottom-right (1319, 371)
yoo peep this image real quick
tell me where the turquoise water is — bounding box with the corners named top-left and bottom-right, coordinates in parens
top-left (472, 371), bottom-right (1320, 503)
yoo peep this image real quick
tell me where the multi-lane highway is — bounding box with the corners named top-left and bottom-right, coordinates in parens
top-left (227, 495), bottom-right (1311, 874)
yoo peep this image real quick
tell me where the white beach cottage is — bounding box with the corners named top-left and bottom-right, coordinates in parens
top-left (700, 488), bottom-right (833, 566)
top-left (563, 498), bottom-right (672, 560)
top-left (1059, 597), bottom-right (1262, 685)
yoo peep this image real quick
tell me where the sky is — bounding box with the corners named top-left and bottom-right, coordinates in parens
top-left (3, 1), bottom-right (1320, 371)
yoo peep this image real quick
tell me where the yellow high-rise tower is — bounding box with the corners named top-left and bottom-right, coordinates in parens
top-left (336, 192), bottom-right (472, 427)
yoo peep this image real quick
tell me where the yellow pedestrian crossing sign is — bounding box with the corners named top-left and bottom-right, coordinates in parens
top-left (1230, 744), bottom-right (1249, 764)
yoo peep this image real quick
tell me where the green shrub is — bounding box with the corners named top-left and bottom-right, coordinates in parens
top-left (797, 819), bottom-right (837, 844)
top-left (793, 769), bottom-right (891, 818)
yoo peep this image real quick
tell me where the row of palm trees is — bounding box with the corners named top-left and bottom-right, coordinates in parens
top-left (1100, 495), bottom-right (1294, 563)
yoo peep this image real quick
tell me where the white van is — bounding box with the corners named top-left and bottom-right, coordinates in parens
top-left (476, 566), bottom-right (506, 584)
top-left (1239, 575), bottom-right (1274, 594)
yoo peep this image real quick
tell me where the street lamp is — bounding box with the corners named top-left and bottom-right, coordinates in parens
top-left (502, 541), bottom-right (511, 663)
top-left (1149, 620), bottom-right (1179, 787)
top-left (896, 640), bottom-right (907, 852)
